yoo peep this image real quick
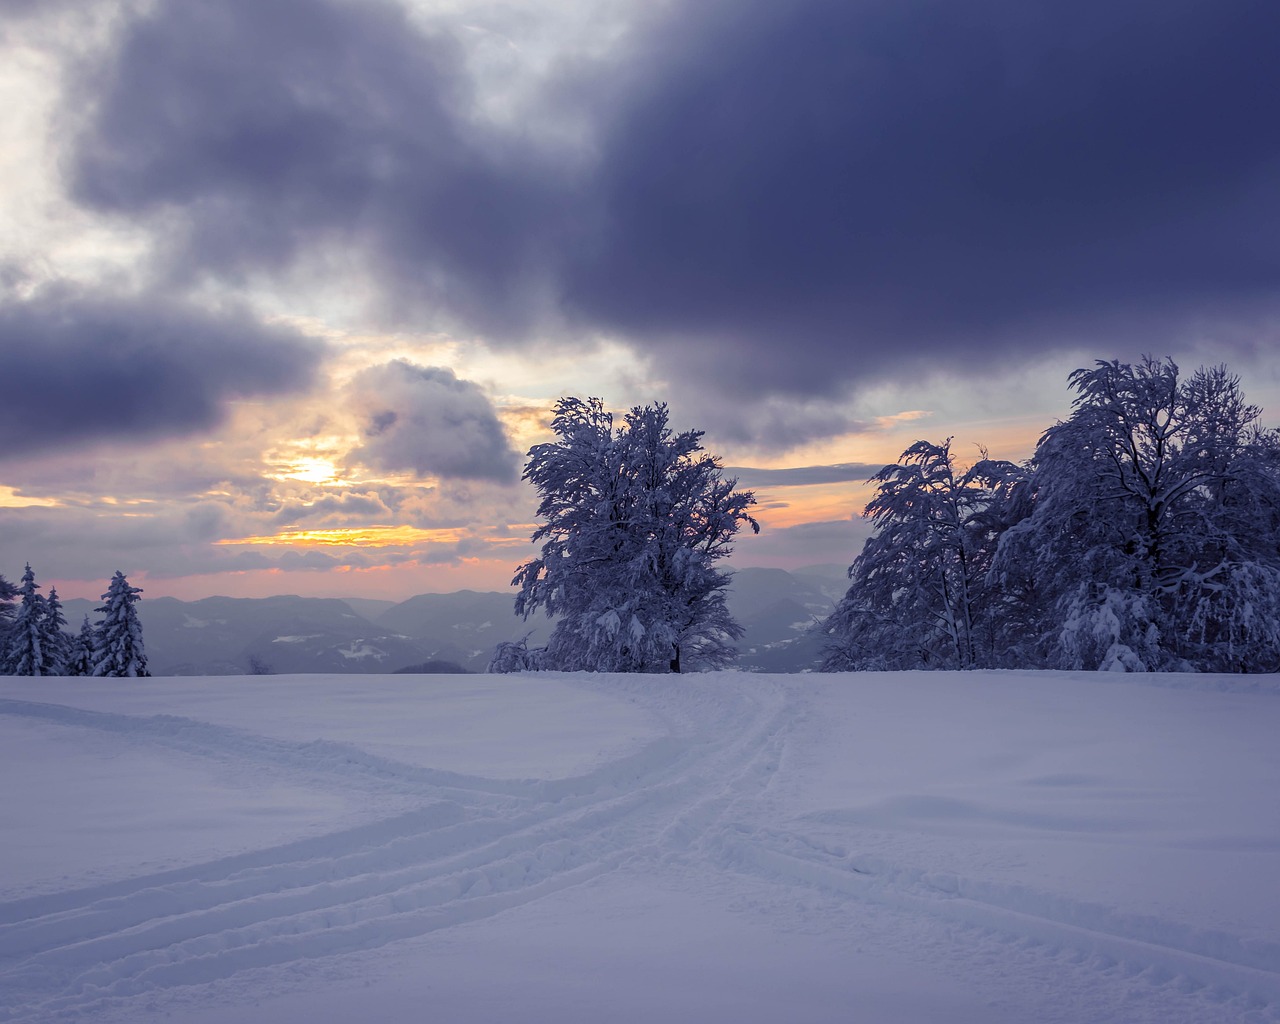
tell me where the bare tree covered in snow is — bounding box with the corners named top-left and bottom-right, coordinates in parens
top-left (505, 397), bottom-right (758, 673)
top-left (823, 357), bottom-right (1280, 673)
top-left (993, 357), bottom-right (1280, 672)
top-left (820, 439), bottom-right (1029, 670)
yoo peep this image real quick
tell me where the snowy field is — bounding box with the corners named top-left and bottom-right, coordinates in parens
top-left (1, 671), bottom-right (1278, 1024)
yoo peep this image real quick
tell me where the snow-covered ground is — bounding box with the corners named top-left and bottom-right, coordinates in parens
top-left (1, 670), bottom-right (1278, 1023)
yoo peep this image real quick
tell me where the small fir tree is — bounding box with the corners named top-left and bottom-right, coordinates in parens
top-left (0, 573), bottom-right (18, 671)
top-left (41, 586), bottom-right (71, 676)
top-left (92, 571), bottom-right (149, 678)
top-left (5, 564), bottom-right (48, 676)
top-left (68, 615), bottom-right (96, 677)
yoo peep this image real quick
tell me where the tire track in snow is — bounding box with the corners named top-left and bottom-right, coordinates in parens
top-left (0, 680), bottom-right (792, 1023)
top-left (709, 821), bottom-right (1280, 1018)
top-left (0, 697), bottom-right (676, 805)
top-left (20, 675), bottom-right (1268, 1022)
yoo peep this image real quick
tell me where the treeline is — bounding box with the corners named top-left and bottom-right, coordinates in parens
top-left (820, 356), bottom-right (1280, 673)
top-left (0, 565), bottom-right (148, 677)
top-left (496, 357), bottom-right (1280, 674)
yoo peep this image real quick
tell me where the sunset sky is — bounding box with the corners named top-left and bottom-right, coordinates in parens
top-left (3, 0), bottom-right (1280, 602)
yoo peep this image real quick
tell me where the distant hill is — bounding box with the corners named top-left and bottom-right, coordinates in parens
top-left (63, 595), bottom-right (431, 675)
top-left (57, 567), bottom-right (843, 674)
top-left (725, 567), bottom-right (842, 673)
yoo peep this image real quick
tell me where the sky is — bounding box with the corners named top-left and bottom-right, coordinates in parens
top-left (2, 0), bottom-right (1280, 602)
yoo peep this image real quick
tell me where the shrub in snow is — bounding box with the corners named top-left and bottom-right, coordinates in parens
top-left (93, 571), bottom-right (150, 677)
top-left (506, 397), bottom-right (758, 673)
top-left (488, 636), bottom-right (545, 673)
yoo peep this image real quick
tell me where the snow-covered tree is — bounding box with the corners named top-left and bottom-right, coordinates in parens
top-left (487, 635), bottom-right (545, 673)
top-left (5, 564), bottom-right (49, 676)
top-left (991, 357), bottom-right (1280, 672)
top-left (819, 439), bottom-right (1028, 670)
top-left (507, 397), bottom-right (758, 672)
top-left (92, 571), bottom-right (149, 677)
top-left (68, 615), bottom-right (96, 677)
top-left (40, 586), bottom-right (71, 676)
top-left (0, 573), bottom-right (17, 668)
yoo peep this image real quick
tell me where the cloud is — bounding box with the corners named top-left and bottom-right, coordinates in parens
top-left (272, 491), bottom-right (394, 527)
top-left (0, 284), bottom-right (324, 458)
top-left (346, 360), bottom-right (519, 482)
top-left (57, 0), bottom-right (1280, 448)
top-left (725, 464), bottom-right (886, 488)
top-left (735, 518), bottom-right (874, 574)
top-left (564, 0), bottom-right (1280, 402)
top-left (66, 0), bottom-right (570, 336)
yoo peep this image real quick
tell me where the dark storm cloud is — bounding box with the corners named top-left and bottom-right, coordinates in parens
top-left (67, 0), bottom-right (570, 335)
top-left (0, 285), bottom-right (323, 457)
top-left (346, 361), bottom-right (519, 483)
top-left (64, 0), bottom-right (1280, 440)
top-left (563, 0), bottom-right (1280, 401)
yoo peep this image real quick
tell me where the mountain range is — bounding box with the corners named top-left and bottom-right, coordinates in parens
top-left (59, 566), bottom-right (848, 675)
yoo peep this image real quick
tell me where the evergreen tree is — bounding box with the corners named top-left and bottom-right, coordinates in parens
top-left (0, 574), bottom-right (17, 671)
top-left (40, 586), bottom-right (71, 676)
top-left (5, 564), bottom-right (49, 676)
top-left (92, 571), bottom-right (149, 677)
top-left (68, 615), bottom-right (96, 677)
top-left (508, 397), bottom-right (758, 672)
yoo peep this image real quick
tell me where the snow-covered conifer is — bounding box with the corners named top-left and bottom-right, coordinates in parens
top-left (68, 615), bottom-right (96, 677)
top-left (507, 398), bottom-right (758, 673)
top-left (5, 564), bottom-right (49, 676)
top-left (40, 586), bottom-right (71, 676)
top-left (0, 573), bottom-right (17, 671)
top-left (92, 571), bottom-right (149, 677)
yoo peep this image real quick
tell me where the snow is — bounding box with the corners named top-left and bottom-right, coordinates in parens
top-left (1, 670), bottom-right (1278, 1023)
top-left (336, 643), bottom-right (384, 660)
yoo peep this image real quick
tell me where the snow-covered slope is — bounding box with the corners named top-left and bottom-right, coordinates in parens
top-left (1, 671), bottom-right (1277, 1023)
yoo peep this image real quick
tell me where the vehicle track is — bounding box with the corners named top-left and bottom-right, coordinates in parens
top-left (0, 679), bottom-right (792, 1022)
top-left (709, 819), bottom-right (1280, 1021)
top-left (5, 676), bottom-right (1275, 1024)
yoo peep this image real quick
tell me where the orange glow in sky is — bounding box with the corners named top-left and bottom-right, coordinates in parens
top-left (217, 525), bottom-right (469, 547)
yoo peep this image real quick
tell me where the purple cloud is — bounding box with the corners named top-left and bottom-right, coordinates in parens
top-left (0, 285), bottom-right (324, 458)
